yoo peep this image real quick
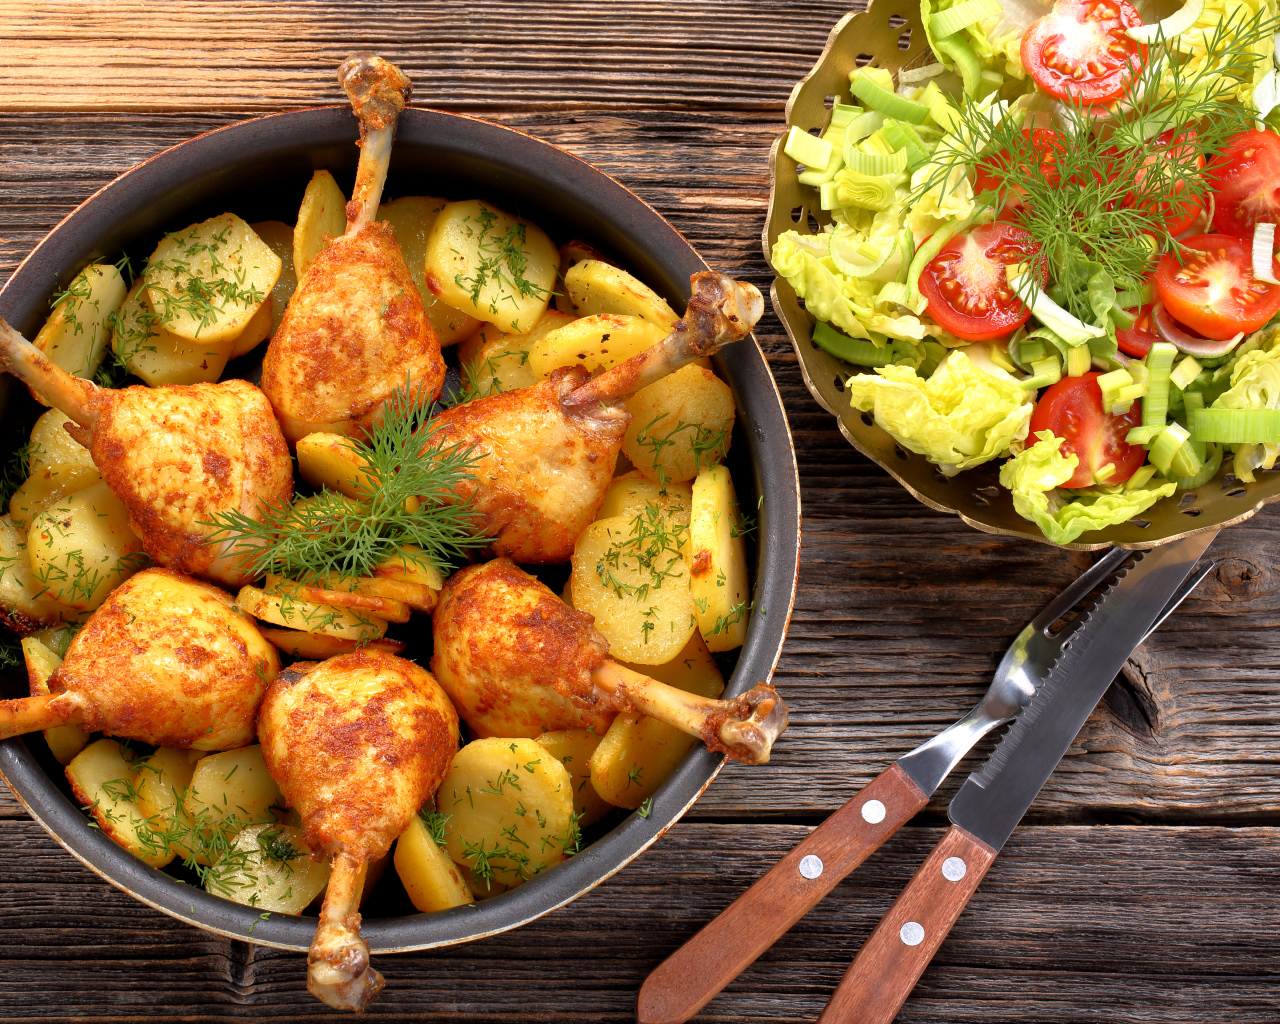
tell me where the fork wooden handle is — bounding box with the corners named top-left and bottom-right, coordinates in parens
top-left (817, 824), bottom-right (997, 1024)
top-left (636, 763), bottom-right (928, 1024)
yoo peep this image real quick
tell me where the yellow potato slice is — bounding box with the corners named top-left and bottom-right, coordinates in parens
top-left (111, 279), bottom-right (233, 387)
top-left (570, 514), bottom-right (695, 666)
top-left (32, 263), bottom-right (127, 384)
top-left (27, 481), bottom-right (148, 611)
top-left (205, 823), bottom-right (332, 913)
top-left (423, 199), bottom-right (558, 334)
top-left (249, 219), bottom-right (297, 338)
top-left (562, 260), bottom-right (679, 331)
top-left (0, 515), bottom-right (69, 630)
top-left (623, 364), bottom-right (736, 485)
top-left (257, 626), bottom-right (406, 659)
top-left (294, 170), bottom-right (347, 279)
top-left (689, 465), bottom-right (751, 652)
top-left (295, 432), bottom-right (378, 499)
top-left (9, 408), bottom-right (102, 530)
top-left (439, 737), bottom-right (576, 891)
top-left (597, 471), bottom-right (694, 525)
top-left (226, 293), bottom-right (273, 359)
top-left (458, 309), bottom-right (576, 397)
top-left (264, 575), bottom-right (411, 623)
top-left (236, 584), bottom-right (388, 641)
top-left (555, 240), bottom-right (613, 314)
top-left (66, 739), bottom-right (173, 867)
top-left (368, 545), bottom-right (446, 591)
top-left (534, 729), bottom-right (612, 828)
top-left (378, 195), bottom-right (482, 347)
top-left (589, 632), bottom-right (725, 809)
top-left (526, 314), bottom-right (667, 380)
top-left (143, 213), bottom-right (282, 344)
top-left (394, 810), bottom-right (475, 913)
top-left (181, 745), bottom-right (285, 866)
top-left (134, 746), bottom-right (203, 828)
top-left (22, 635), bottom-right (88, 765)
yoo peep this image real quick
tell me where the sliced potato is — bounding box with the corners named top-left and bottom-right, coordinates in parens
top-left (22, 635), bottom-right (88, 765)
top-left (32, 263), bottom-right (127, 383)
top-left (205, 823), bottom-right (331, 913)
top-left (394, 811), bottom-right (474, 913)
top-left (562, 260), bottom-right (679, 330)
top-left (597, 471), bottom-right (694, 526)
top-left (534, 729), bottom-right (612, 828)
top-left (295, 431), bottom-right (377, 500)
top-left (226, 293), bottom-right (273, 358)
top-left (294, 170), bottom-right (347, 279)
top-left (439, 737), bottom-right (576, 890)
top-left (623, 364), bottom-right (735, 485)
top-left (9, 408), bottom-right (101, 530)
top-left (27, 481), bottom-right (148, 611)
top-left (423, 199), bottom-right (558, 334)
top-left (368, 545), bottom-right (446, 591)
top-left (257, 626), bottom-right (406, 659)
top-left (264, 575), bottom-right (411, 623)
top-left (0, 514), bottom-right (70, 630)
top-left (249, 219), bottom-right (297, 337)
top-left (378, 195), bottom-right (482, 346)
top-left (688, 465), bottom-right (750, 652)
top-left (341, 576), bottom-right (437, 614)
top-left (590, 633), bottom-right (725, 809)
top-left (181, 745), bottom-right (285, 866)
top-left (143, 213), bottom-right (281, 344)
top-left (236, 584), bottom-right (388, 641)
top-left (467, 874), bottom-right (512, 901)
top-left (570, 515), bottom-right (695, 666)
top-left (526, 314), bottom-right (667, 380)
top-left (458, 309), bottom-right (576, 397)
top-left (66, 739), bottom-right (173, 867)
top-left (111, 279), bottom-right (233, 387)
top-left (555, 240), bottom-right (612, 314)
top-left (134, 746), bottom-right (203, 828)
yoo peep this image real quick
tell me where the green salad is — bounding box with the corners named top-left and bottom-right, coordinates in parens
top-left (772, 0), bottom-right (1280, 543)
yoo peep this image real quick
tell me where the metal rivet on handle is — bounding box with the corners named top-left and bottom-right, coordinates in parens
top-left (900, 921), bottom-right (925, 946)
top-left (798, 855), bottom-right (823, 879)
top-left (941, 856), bottom-right (967, 882)
top-left (861, 799), bottom-right (886, 824)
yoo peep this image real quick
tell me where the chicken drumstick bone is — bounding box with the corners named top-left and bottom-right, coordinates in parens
top-left (430, 270), bottom-right (764, 563)
top-left (261, 54), bottom-right (446, 445)
top-left (432, 558), bottom-right (787, 764)
top-left (0, 323), bottom-right (293, 588)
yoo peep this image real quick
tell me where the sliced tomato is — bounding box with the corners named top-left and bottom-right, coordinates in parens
top-left (1029, 373), bottom-right (1145, 488)
top-left (1208, 129), bottom-right (1280, 238)
top-left (1127, 129), bottom-right (1205, 236)
top-left (918, 223), bottom-right (1044, 341)
top-left (1115, 301), bottom-right (1157, 357)
top-left (1021, 0), bottom-right (1144, 105)
top-left (1154, 233), bottom-right (1280, 340)
top-left (973, 129), bottom-right (1063, 213)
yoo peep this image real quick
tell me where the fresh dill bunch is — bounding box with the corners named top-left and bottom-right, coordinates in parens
top-left (915, 6), bottom-right (1280, 322)
top-left (205, 382), bottom-right (489, 584)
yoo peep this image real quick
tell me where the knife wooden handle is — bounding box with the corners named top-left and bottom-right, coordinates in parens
top-left (816, 824), bottom-right (997, 1024)
top-left (636, 763), bottom-right (928, 1024)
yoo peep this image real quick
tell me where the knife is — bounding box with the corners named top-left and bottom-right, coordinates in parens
top-left (815, 529), bottom-right (1218, 1024)
top-left (637, 542), bottom-right (1186, 1024)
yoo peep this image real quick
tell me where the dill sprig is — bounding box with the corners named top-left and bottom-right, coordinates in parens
top-left (204, 383), bottom-right (489, 584)
top-left (916, 6), bottom-right (1279, 322)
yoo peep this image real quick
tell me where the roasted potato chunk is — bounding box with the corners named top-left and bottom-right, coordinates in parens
top-left (22, 635), bottom-right (88, 765)
top-left (294, 170), bottom-right (347, 279)
top-left (256, 627), bottom-right (406, 659)
top-left (66, 739), bottom-right (173, 867)
top-left (423, 199), bottom-right (558, 334)
top-left (597, 471), bottom-right (694, 526)
top-left (394, 810), bottom-right (474, 913)
top-left (526, 314), bottom-right (666, 380)
top-left (236, 584), bottom-right (388, 641)
top-left (295, 432), bottom-right (378, 499)
top-left (32, 263), bottom-right (126, 383)
top-left (111, 279), bottom-right (233, 387)
top-left (534, 729), bottom-right (612, 828)
top-left (562, 260), bottom-right (679, 330)
top-left (9, 408), bottom-right (102, 530)
top-left (0, 515), bottom-right (69, 631)
top-left (180, 745), bottom-right (285, 866)
top-left (225, 294), bottom-right (273, 359)
top-left (623, 364), bottom-right (735, 485)
top-left (249, 220), bottom-right (297, 339)
top-left (204, 823), bottom-right (331, 913)
top-left (688, 465), bottom-right (751, 651)
top-left (458, 309), bottom-right (576, 397)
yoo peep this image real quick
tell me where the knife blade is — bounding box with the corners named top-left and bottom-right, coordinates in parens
top-left (815, 529), bottom-right (1218, 1024)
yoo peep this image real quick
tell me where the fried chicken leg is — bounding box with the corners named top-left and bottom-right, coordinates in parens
top-left (430, 271), bottom-right (763, 563)
top-left (257, 651), bottom-right (459, 1012)
top-left (431, 558), bottom-right (787, 764)
top-left (0, 568), bottom-right (278, 748)
top-left (0, 322), bottom-right (292, 588)
top-left (261, 54), bottom-right (445, 445)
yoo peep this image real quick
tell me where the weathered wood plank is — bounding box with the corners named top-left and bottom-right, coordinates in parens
top-left (0, 820), bottom-right (1276, 1021)
top-left (0, 1), bottom-right (860, 113)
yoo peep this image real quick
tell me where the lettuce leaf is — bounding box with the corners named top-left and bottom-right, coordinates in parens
top-left (846, 349), bottom-right (1033, 470)
top-left (1000, 431), bottom-right (1177, 543)
top-left (1209, 329), bottom-right (1280, 480)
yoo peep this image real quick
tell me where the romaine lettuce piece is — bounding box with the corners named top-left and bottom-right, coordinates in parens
top-left (846, 348), bottom-right (1033, 470)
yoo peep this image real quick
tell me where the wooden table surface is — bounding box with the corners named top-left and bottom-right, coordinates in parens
top-left (1, 3), bottom-right (1278, 1021)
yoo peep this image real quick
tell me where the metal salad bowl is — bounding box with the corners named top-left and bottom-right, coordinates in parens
top-left (764, 0), bottom-right (1279, 549)
top-left (0, 107), bottom-right (801, 952)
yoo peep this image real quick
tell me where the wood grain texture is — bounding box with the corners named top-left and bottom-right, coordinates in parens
top-left (0, 820), bottom-right (1278, 1022)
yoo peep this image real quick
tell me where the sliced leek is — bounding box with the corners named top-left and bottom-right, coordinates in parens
top-left (784, 126), bottom-right (833, 169)
top-left (829, 225), bottom-right (896, 276)
top-left (1142, 342), bottom-right (1178, 427)
top-left (812, 321), bottom-right (895, 366)
top-left (851, 74), bottom-right (930, 124)
top-left (934, 33), bottom-right (982, 97)
top-left (1126, 0), bottom-right (1205, 43)
top-left (843, 140), bottom-right (908, 175)
top-left (1065, 345), bottom-right (1092, 377)
top-left (1172, 442), bottom-right (1222, 489)
top-left (930, 0), bottom-right (1002, 39)
top-left (1190, 408), bottom-right (1280, 443)
top-left (1253, 223), bottom-right (1280, 284)
top-left (829, 169), bottom-right (896, 211)
top-left (1169, 354), bottom-right (1203, 391)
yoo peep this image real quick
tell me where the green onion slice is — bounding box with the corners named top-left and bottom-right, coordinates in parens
top-left (1190, 408), bottom-right (1280, 443)
top-left (812, 321), bottom-right (895, 366)
top-left (851, 74), bottom-right (931, 125)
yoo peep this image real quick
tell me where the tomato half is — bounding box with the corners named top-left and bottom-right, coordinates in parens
top-left (1154, 233), bottom-right (1280, 340)
top-left (918, 222), bottom-right (1044, 341)
top-left (1126, 129), bottom-right (1204, 236)
top-left (973, 129), bottom-right (1063, 214)
top-left (1208, 129), bottom-right (1280, 238)
top-left (1022, 0), bottom-right (1144, 105)
top-left (1029, 373), bottom-right (1145, 488)
top-left (1115, 301), bottom-right (1157, 357)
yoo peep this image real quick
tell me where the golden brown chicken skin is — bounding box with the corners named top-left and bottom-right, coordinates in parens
top-left (429, 366), bottom-right (628, 564)
top-left (261, 221), bottom-right (445, 445)
top-left (431, 557), bottom-right (616, 738)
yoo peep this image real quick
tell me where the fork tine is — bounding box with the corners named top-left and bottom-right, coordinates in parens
top-left (1031, 546), bottom-right (1131, 632)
